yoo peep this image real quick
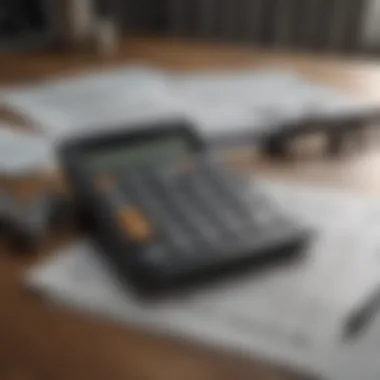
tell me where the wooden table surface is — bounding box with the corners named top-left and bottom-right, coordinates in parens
top-left (1, 37), bottom-right (380, 380)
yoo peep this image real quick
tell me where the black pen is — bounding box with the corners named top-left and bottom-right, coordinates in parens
top-left (344, 288), bottom-right (380, 340)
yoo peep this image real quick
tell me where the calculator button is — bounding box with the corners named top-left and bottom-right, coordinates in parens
top-left (97, 178), bottom-right (127, 209)
top-left (188, 173), bottom-right (241, 239)
top-left (96, 176), bottom-right (155, 243)
top-left (142, 244), bottom-right (171, 267)
top-left (200, 164), bottom-right (260, 229)
top-left (121, 173), bottom-right (193, 255)
top-left (190, 169), bottom-right (249, 239)
top-left (117, 206), bottom-right (154, 244)
top-left (155, 168), bottom-right (222, 248)
top-left (201, 164), bottom-right (249, 212)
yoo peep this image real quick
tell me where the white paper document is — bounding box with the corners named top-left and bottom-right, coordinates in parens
top-left (1, 66), bottom-right (183, 140)
top-left (0, 125), bottom-right (52, 174)
top-left (25, 179), bottom-right (380, 378)
top-left (321, 302), bottom-right (380, 380)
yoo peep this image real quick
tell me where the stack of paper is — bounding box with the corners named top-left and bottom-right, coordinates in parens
top-left (1, 66), bottom-right (373, 144)
top-left (25, 179), bottom-right (380, 378)
top-left (168, 69), bottom-right (305, 140)
top-left (0, 66), bottom-right (183, 140)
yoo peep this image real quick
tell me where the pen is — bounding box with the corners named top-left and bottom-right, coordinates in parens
top-left (344, 287), bottom-right (380, 340)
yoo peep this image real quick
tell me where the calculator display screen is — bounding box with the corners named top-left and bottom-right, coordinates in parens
top-left (85, 136), bottom-right (191, 172)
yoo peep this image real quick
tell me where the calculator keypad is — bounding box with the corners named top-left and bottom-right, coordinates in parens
top-left (112, 158), bottom-right (297, 273)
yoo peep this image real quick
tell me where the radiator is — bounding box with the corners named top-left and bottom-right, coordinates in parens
top-left (107, 0), bottom-right (369, 54)
top-left (165, 0), bottom-right (368, 54)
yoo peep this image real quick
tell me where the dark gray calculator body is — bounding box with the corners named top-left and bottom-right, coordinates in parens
top-left (59, 121), bottom-right (309, 296)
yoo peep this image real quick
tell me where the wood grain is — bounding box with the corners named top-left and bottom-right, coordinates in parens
top-left (1, 36), bottom-right (380, 380)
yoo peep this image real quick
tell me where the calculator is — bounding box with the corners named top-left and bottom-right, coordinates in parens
top-left (59, 120), bottom-right (310, 296)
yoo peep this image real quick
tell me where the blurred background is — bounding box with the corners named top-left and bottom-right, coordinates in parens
top-left (2, 0), bottom-right (380, 55)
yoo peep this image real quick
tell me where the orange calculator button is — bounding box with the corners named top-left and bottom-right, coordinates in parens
top-left (117, 207), bottom-right (153, 243)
